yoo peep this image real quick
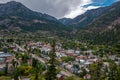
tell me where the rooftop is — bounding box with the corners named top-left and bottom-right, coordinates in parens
top-left (0, 53), bottom-right (14, 58)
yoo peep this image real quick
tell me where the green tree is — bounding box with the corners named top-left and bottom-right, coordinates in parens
top-left (45, 39), bottom-right (57, 80)
top-left (114, 43), bottom-right (120, 54)
top-left (17, 66), bottom-right (32, 76)
top-left (5, 62), bottom-right (8, 75)
top-left (89, 62), bottom-right (103, 80)
top-left (108, 62), bottom-right (120, 80)
top-left (0, 76), bottom-right (11, 80)
top-left (13, 69), bottom-right (19, 80)
top-left (65, 76), bottom-right (76, 80)
top-left (12, 59), bottom-right (18, 69)
top-left (22, 53), bottom-right (28, 63)
top-left (32, 58), bottom-right (43, 80)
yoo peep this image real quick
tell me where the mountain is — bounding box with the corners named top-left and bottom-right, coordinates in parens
top-left (0, 1), bottom-right (70, 37)
top-left (59, 7), bottom-right (108, 28)
top-left (76, 1), bottom-right (120, 45)
top-left (0, 1), bottom-right (57, 21)
top-left (59, 18), bottom-right (72, 25)
top-left (1, 1), bottom-right (120, 45)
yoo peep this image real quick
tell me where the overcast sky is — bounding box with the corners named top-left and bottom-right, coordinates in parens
top-left (0, 0), bottom-right (118, 19)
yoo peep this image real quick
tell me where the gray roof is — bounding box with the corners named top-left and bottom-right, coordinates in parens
top-left (0, 58), bottom-right (5, 61)
top-left (0, 53), bottom-right (13, 58)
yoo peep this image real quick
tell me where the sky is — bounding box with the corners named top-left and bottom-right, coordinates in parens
top-left (0, 0), bottom-right (118, 19)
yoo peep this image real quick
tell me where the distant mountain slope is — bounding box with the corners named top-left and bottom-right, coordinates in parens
top-left (59, 18), bottom-right (72, 25)
top-left (76, 1), bottom-right (120, 45)
top-left (59, 7), bottom-right (108, 28)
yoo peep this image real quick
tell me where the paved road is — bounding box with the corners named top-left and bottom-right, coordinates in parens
top-left (31, 54), bottom-right (45, 64)
top-left (14, 43), bottom-right (26, 52)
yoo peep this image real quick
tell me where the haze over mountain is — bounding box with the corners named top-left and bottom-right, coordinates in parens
top-left (59, 7), bottom-right (108, 27)
top-left (59, 1), bottom-right (120, 28)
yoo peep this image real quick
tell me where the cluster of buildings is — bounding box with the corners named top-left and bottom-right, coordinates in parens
top-left (2, 41), bottom-right (119, 80)
top-left (27, 42), bottom-right (99, 79)
top-left (56, 50), bottom-right (98, 77)
top-left (0, 52), bottom-right (14, 73)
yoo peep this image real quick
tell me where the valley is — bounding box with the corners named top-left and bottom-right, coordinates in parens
top-left (0, 1), bottom-right (120, 80)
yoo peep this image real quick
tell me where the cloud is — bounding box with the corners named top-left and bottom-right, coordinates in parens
top-left (64, 5), bottom-right (100, 18)
top-left (0, 0), bottom-right (114, 18)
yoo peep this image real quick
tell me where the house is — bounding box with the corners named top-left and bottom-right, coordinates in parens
top-left (0, 58), bottom-right (5, 64)
top-left (71, 66), bottom-right (79, 73)
top-left (56, 52), bottom-right (67, 58)
top-left (0, 52), bottom-right (14, 63)
top-left (56, 52), bottom-right (62, 58)
top-left (65, 64), bottom-right (73, 71)
top-left (67, 53), bottom-right (77, 57)
top-left (0, 52), bottom-right (14, 73)
top-left (75, 50), bottom-right (80, 55)
top-left (66, 50), bottom-right (75, 54)
top-left (84, 61), bottom-right (93, 67)
top-left (27, 59), bottom-right (32, 66)
top-left (56, 74), bottom-right (64, 80)
top-left (89, 58), bottom-right (98, 63)
top-left (84, 74), bottom-right (91, 80)
top-left (76, 56), bottom-right (87, 62)
top-left (103, 62), bottom-right (109, 67)
top-left (0, 66), bottom-right (5, 73)
top-left (40, 44), bottom-right (52, 53)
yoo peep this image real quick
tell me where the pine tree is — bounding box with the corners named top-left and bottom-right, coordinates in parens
top-left (5, 62), bottom-right (8, 75)
top-left (115, 43), bottom-right (120, 54)
top-left (13, 69), bottom-right (19, 80)
top-left (45, 39), bottom-right (57, 80)
top-left (32, 58), bottom-right (42, 80)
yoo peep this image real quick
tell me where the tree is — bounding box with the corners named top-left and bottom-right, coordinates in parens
top-left (17, 66), bottom-right (32, 77)
top-left (45, 39), bottom-right (57, 80)
top-left (89, 62), bottom-right (103, 80)
top-left (32, 58), bottom-right (43, 80)
top-left (21, 53), bottom-right (28, 63)
top-left (61, 56), bottom-right (75, 62)
top-left (13, 69), bottom-right (19, 80)
top-left (65, 76), bottom-right (76, 80)
top-left (12, 59), bottom-right (18, 69)
top-left (114, 43), bottom-right (120, 54)
top-left (0, 41), bottom-right (2, 49)
top-left (3, 47), bottom-right (8, 53)
top-left (108, 62), bottom-right (120, 80)
top-left (5, 62), bottom-right (8, 75)
top-left (78, 68), bottom-right (86, 78)
top-left (0, 76), bottom-right (11, 80)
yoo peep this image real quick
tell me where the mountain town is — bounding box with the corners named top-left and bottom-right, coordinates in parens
top-left (0, 0), bottom-right (120, 80)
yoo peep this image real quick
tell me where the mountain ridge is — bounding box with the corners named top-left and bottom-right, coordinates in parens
top-left (0, 1), bottom-right (70, 38)
top-left (59, 6), bottom-right (109, 28)
top-left (0, 1), bottom-right (58, 21)
top-left (76, 1), bottom-right (120, 45)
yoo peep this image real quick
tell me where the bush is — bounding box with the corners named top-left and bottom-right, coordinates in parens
top-left (0, 76), bottom-right (11, 80)
top-left (0, 70), bottom-right (5, 76)
top-left (17, 66), bottom-right (32, 76)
